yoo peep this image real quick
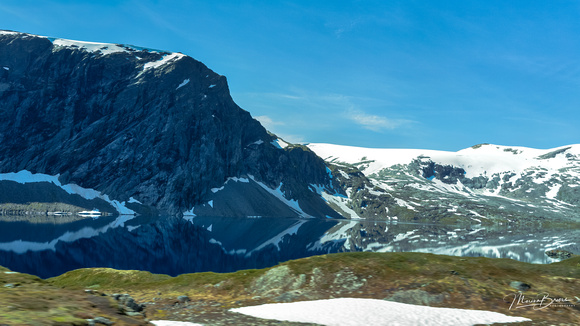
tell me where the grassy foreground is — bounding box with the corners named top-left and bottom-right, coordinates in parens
top-left (1, 252), bottom-right (579, 325)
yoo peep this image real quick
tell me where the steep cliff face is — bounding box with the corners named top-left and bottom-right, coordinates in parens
top-left (0, 31), bottom-right (339, 217)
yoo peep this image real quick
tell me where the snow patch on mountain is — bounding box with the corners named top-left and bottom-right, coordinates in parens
top-left (51, 38), bottom-right (127, 55)
top-left (308, 143), bottom-right (580, 178)
top-left (0, 170), bottom-right (135, 215)
top-left (272, 138), bottom-right (290, 149)
top-left (143, 52), bottom-right (186, 70)
top-left (249, 175), bottom-right (310, 217)
top-left (308, 143), bottom-right (580, 222)
top-left (210, 176), bottom-right (251, 194)
top-left (176, 78), bottom-right (190, 89)
top-left (0, 30), bottom-right (20, 36)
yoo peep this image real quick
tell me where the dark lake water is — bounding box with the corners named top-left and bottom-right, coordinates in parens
top-left (0, 215), bottom-right (578, 278)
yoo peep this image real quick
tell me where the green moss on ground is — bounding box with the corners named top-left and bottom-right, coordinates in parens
top-left (3, 252), bottom-right (580, 325)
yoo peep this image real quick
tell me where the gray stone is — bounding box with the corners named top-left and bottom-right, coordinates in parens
top-left (92, 317), bottom-right (113, 325)
top-left (177, 295), bottom-right (190, 303)
top-left (275, 290), bottom-right (304, 302)
top-left (386, 289), bottom-right (448, 306)
top-left (545, 249), bottom-right (574, 260)
top-left (113, 293), bottom-right (144, 313)
top-left (332, 269), bottom-right (365, 292)
top-left (510, 281), bottom-right (531, 291)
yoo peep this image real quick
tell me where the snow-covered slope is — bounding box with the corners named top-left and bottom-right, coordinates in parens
top-left (308, 143), bottom-right (580, 224)
top-left (309, 143), bottom-right (580, 179)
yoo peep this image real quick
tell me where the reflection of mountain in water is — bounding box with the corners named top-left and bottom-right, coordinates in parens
top-left (0, 216), bottom-right (578, 278)
top-left (0, 216), bottom-right (342, 278)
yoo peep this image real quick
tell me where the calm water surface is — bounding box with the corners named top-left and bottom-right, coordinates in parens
top-left (0, 215), bottom-right (577, 278)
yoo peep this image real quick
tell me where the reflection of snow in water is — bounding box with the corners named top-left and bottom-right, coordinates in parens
top-left (0, 215), bottom-right (136, 254)
top-left (0, 215), bottom-right (577, 269)
top-left (316, 220), bottom-right (579, 264)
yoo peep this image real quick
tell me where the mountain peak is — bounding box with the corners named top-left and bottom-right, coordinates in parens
top-left (1, 30), bottom-right (172, 55)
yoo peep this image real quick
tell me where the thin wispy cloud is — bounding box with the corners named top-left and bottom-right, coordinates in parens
top-left (255, 115), bottom-right (284, 130)
top-left (254, 115), bottom-right (304, 144)
top-left (346, 109), bottom-right (413, 132)
top-left (243, 90), bottom-right (415, 137)
top-left (128, 1), bottom-right (195, 42)
top-left (0, 4), bottom-right (32, 22)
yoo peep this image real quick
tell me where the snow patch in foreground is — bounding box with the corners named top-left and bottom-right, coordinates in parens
top-left (150, 321), bottom-right (203, 326)
top-left (230, 298), bottom-right (530, 326)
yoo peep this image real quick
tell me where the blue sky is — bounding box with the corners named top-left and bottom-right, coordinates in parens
top-left (2, 1), bottom-right (579, 150)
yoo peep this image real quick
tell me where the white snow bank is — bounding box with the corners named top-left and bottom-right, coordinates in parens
top-left (230, 298), bottom-right (530, 326)
top-left (150, 321), bottom-right (203, 326)
top-left (272, 138), bottom-right (290, 149)
top-left (143, 53), bottom-right (186, 70)
top-left (52, 39), bottom-right (127, 55)
top-left (0, 170), bottom-right (135, 215)
top-left (249, 175), bottom-right (310, 217)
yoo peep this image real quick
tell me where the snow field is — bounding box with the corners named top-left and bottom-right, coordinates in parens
top-left (308, 143), bottom-right (580, 179)
top-left (230, 298), bottom-right (530, 326)
top-left (151, 321), bottom-right (203, 326)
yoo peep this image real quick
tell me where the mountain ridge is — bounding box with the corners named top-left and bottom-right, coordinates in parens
top-left (307, 142), bottom-right (580, 224)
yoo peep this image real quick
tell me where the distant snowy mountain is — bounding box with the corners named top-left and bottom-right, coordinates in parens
top-left (0, 30), bottom-right (340, 217)
top-left (307, 143), bottom-right (580, 224)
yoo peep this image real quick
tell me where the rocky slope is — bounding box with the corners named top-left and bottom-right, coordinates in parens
top-left (26, 252), bottom-right (580, 325)
top-left (0, 30), bottom-right (339, 217)
top-left (307, 143), bottom-right (580, 224)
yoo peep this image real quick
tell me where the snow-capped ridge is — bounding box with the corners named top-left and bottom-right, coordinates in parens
top-left (308, 143), bottom-right (580, 178)
top-left (1, 30), bottom-right (189, 69)
top-left (46, 35), bottom-right (173, 57)
top-left (51, 38), bottom-right (129, 55)
top-left (307, 142), bottom-right (580, 222)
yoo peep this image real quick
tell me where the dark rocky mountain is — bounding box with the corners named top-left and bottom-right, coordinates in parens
top-left (0, 30), bottom-right (341, 217)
